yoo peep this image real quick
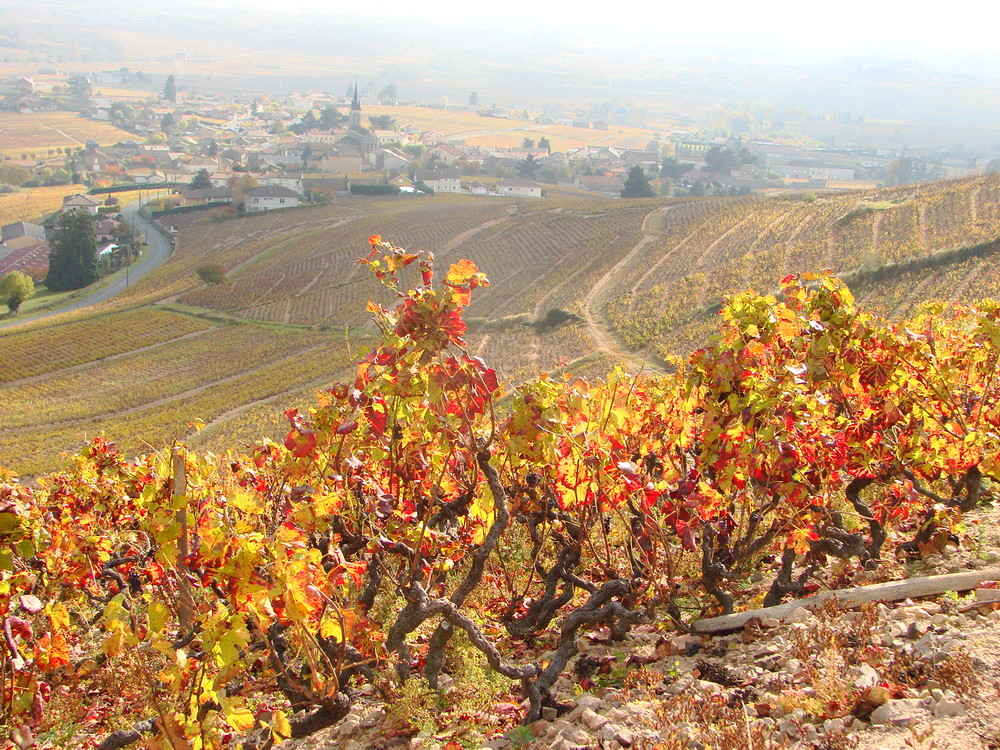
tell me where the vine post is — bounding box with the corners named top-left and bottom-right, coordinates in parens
top-left (172, 446), bottom-right (194, 632)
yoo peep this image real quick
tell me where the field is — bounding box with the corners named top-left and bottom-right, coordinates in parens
top-left (0, 183), bottom-right (87, 225)
top-left (0, 307), bottom-right (363, 475)
top-left (362, 105), bottom-right (661, 152)
top-left (0, 111), bottom-right (135, 156)
top-left (7, 173), bottom-right (1000, 477)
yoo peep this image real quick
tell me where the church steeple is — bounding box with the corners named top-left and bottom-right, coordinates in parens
top-left (349, 80), bottom-right (362, 129)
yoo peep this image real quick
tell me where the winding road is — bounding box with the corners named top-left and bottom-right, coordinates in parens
top-left (0, 202), bottom-right (174, 330)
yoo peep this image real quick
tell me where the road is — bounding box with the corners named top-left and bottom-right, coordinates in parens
top-left (0, 202), bottom-right (174, 329)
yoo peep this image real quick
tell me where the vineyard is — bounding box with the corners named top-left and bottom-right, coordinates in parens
top-left (602, 173), bottom-right (1000, 359)
top-left (1, 239), bottom-right (998, 749)
top-left (0, 309), bottom-right (363, 476)
top-left (0, 112), bottom-right (133, 156)
top-left (10, 175), bottom-right (1000, 481)
top-left (0, 185), bottom-right (87, 226)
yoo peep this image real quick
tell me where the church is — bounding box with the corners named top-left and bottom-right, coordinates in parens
top-left (340, 83), bottom-right (377, 158)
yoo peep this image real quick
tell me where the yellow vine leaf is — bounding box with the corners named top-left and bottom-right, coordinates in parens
top-left (227, 706), bottom-right (256, 732)
top-left (271, 710), bottom-right (293, 739)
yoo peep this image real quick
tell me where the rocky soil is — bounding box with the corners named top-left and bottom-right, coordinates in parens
top-left (281, 507), bottom-right (1000, 750)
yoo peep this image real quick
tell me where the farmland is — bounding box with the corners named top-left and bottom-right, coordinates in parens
top-left (360, 105), bottom-right (662, 152)
top-left (7, 174), bottom-right (1000, 476)
top-left (0, 111), bottom-right (134, 156)
top-left (0, 182), bottom-right (86, 225)
top-left (0, 307), bottom-right (362, 475)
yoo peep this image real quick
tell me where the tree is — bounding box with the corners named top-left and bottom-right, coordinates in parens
top-left (369, 115), bottom-right (396, 130)
top-left (162, 75), bottom-right (177, 103)
top-left (160, 112), bottom-right (176, 131)
top-left (0, 271), bottom-right (34, 314)
top-left (621, 165), bottom-right (654, 198)
top-left (113, 221), bottom-right (140, 267)
top-left (538, 137), bottom-right (551, 153)
top-left (886, 157), bottom-right (915, 187)
top-left (0, 163), bottom-right (30, 186)
top-left (230, 174), bottom-right (260, 207)
top-left (47, 211), bottom-right (99, 292)
top-left (377, 83), bottom-right (397, 101)
top-left (517, 154), bottom-right (539, 179)
top-left (189, 168), bottom-right (212, 189)
top-left (705, 146), bottom-right (738, 174)
top-left (468, 91), bottom-right (479, 106)
top-left (522, 137), bottom-right (535, 148)
top-left (661, 156), bottom-right (691, 179)
top-left (319, 106), bottom-right (342, 129)
top-left (67, 75), bottom-right (92, 99)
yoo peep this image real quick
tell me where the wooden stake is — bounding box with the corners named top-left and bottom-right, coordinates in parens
top-left (172, 447), bottom-right (194, 632)
top-left (690, 567), bottom-right (1000, 634)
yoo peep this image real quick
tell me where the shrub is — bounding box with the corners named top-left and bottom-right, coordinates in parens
top-left (195, 263), bottom-right (226, 285)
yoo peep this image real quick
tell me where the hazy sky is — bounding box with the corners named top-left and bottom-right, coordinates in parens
top-left (262, 0), bottom-right (999, 64)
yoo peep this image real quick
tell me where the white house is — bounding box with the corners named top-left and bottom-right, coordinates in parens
top-left (415, 168), bottom-right (462, 194)
top-left (497, 178), bottom-right (543, 198)
top-left (244, 185), bottom-right (301, 212)
top-left (62, 194), bottom-right (102, 215)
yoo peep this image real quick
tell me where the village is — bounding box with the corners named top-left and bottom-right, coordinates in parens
top-left (0, 68), bottom-right (987, 281)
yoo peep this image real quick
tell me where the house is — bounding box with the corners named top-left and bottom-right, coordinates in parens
top-left (372, 130), bottom-right (404, 147)
top-left (93, 218), bottom-right (118, 243)
top-left (0, 235), bottom-right (50, 277)
top-left (468, 181), bottom-right (490, 196)
top-left (303, 129), bottom-right (344, 145)
top-left (420, 131), bottom-right (448, 146)
top-left (373, 147), bottom-right (411, 171)
top-left (79, 141), bottom-right (114, 172)
top-left (388, 175), bottom-right (415, 189)
top-left (575, 175), bottom-right (625, 198)
top-left (415, 168), bottom-right (462, 194)
top-left (1, 222), bottom-right (46, 244)
top-left (426, 144), bottom-right (468, 166)
top-left (179, 187), bottom-right (234, 205)
top-left (257, 172), bottom-right (303, 192)
top-left (315, 152), bottom-right (363, 174)
top-left (181, 157), bottom-right (220, 174)
top-left (497, 178), bottom-right (542, 198)
top-left (62, 194), bottom-right (103, 215)
top-left (301, 176), bottom-right (348, 197)
top-left (244, 185), bottom-right (301, 212)
top-left (621, 151), bottom-right (661, 169)
top-left (772, 165), bottom-right (856, 181)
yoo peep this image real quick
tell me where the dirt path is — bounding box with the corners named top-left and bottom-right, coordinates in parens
top-left (630, 205), bottom-right (713, 293)
top-left (579, 206), bottom-right (671, 373)
top-left (474, 333), bottom-right (491, 358)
